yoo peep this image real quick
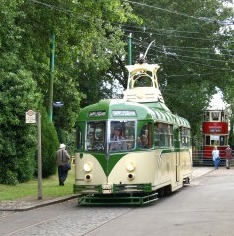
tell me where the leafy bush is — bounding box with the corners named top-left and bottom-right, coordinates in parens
top-left (40, 106), bottom-right (59, 178)
top-left (0, 69), bottom-right (40, 185)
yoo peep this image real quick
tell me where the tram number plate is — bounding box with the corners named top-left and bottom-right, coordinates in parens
top-left (102, 184), bottom-right (112, 194)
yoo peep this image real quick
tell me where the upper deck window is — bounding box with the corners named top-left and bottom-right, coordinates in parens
top-left (211, 112), bottom-right (219, 121)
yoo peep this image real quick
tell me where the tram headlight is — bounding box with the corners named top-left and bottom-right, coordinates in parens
top-left (126, 162), bottom-right (135, 172)
top-left (83, 162), bottom-right (93, 172)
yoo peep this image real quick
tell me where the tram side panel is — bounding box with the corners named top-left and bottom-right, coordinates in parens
top-left (154, 149), bottom-right (192, 193)
top-left (179, 148), bottom-right (193, 183)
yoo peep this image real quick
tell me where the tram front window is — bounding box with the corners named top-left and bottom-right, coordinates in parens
top-left (110, 121), bottom-right (136, 151)
top-left (86, 122), bottom-right (106, 151)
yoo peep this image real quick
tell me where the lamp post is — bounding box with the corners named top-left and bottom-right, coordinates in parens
top-left (48, 33), bottom-right (55, 123)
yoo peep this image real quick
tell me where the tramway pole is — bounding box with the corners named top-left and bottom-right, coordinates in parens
top-left (128, 33), bottom-right (132, 65)
top-left (48, 32), bottom-right (55, 123)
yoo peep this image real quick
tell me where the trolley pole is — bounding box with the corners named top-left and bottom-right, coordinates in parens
top-left (128, 33), bottom-right (132, 65)
top-left (48, 32), bottom-right (55, 123)
top-left (37, 112), bottom-right (42, 200)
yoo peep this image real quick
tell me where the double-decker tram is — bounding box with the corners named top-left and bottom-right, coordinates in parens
top-left (202, 109), bottom-right (229, 164)
top-left (73, 59), bottom-right (192, 205)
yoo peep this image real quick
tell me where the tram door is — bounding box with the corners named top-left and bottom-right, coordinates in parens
top-left (174, 127), bottom-right (181, 182)
top-left (175, 151), bottom-right (180, 182)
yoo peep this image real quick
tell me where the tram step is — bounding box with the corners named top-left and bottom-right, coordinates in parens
top-left (78, 193), bottom-right (158, 206)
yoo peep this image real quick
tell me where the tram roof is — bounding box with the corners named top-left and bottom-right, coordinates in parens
top-left (173, 115), bottom-right (190, 128)
top-left (77, 99), bottom-right (153, 121)
top-left (77, 99), bottom-right (190, 128)
top-left (149, 108), bottom-right (190, 128)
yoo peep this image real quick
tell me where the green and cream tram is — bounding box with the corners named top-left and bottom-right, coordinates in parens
top-left (74, 62), bottom-right (192, 205)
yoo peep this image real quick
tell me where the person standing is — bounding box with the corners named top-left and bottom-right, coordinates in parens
top-left (56, 143), bottom-right (70, 186)
top-left (212, 146), bottom-right (220, 170)
top-left (225, 145), bottom-right (232, 169)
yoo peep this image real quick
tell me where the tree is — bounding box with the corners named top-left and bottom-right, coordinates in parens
top-left (0, 68), bottom-right (41, 184)
top-left (0, 1), bottom-right (53, 184)
top-left (0, 0), bottom-right (140, 183)
top-left (15, 0), bottom-right (140, 131)
top-left (40, 106), bottom-right (59, 177)
top-left (121, 0), bottom-right (234, 137)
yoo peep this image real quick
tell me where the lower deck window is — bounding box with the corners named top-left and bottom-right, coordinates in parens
top-left (154, 123), bottom-right (173, 147)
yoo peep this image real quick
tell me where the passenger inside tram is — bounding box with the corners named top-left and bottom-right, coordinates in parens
top-left (110, 125), bottom-right (127, 151)
top-left (138, 134), bottom-right (149, 149)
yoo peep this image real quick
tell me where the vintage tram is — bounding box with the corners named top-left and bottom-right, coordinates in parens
top-left (202, 109), bottom-right (229, 163)
top-left (73, 61), bottom-right (192, 205)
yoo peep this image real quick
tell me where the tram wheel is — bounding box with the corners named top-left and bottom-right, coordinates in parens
top-left (157, 186), bottom-right (171, 197)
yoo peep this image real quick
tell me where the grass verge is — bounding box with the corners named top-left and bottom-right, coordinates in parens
top-left (0, 165), bottom-right (75, 201)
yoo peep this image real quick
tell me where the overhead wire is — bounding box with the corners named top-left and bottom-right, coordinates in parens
top-left (28, 0), bottom-right (233, 75)
top-left (124, 0), bottom-right (234, 25)
top-left (28, 0), bottom-right (234, 49)
top-left (131, 37), bottom-right (234, 66)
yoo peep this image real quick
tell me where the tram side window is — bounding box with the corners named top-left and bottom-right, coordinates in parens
top-left (154, 123), bottom-right (173, 147)
top-left (205, 135), bottom-right (210, 145)
top-left (138, 122), bottom-right (152, 149)
top-left (210, 135), bottom-right (219, 146)
top-left (76, 125), bottom-right (82, 149)
top-left (220, 136), bottom-right (228, 146)
top-left (205, 135), bottom-right (228, 146)
top-left (86, 122), bottom-right (106, 151)
top-left (181, 127), bottom-right (191, 147)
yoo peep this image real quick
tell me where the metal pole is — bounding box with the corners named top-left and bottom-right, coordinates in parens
top-left (128, 33), bottom-right (132, 65)
top-left (48, 32), bottom-right (55, 123)
top-left (37, 112), bottom-right (42, 200)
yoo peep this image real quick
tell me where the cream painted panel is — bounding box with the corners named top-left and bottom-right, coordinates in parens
top-left (75, 153), bottom-right (106, 185)
top-left (108, 151), bottom-right (158, 185)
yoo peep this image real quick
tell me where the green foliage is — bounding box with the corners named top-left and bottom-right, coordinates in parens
top-left (125, 0), bottom-right (234, 138)
top-left (0, 0), bottom-right (233, 184)
top-left (40, 106), bottom-right (59, 178)
top-left (0, 69), bottom-right (40, 184)
top-left (14, 0), bottom-right (140, 132)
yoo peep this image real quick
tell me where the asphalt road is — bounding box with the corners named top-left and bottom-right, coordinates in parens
top-left (86, 167), bottom-right (234, 236)
top-left (1, 167), bottom-right (233, 236)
